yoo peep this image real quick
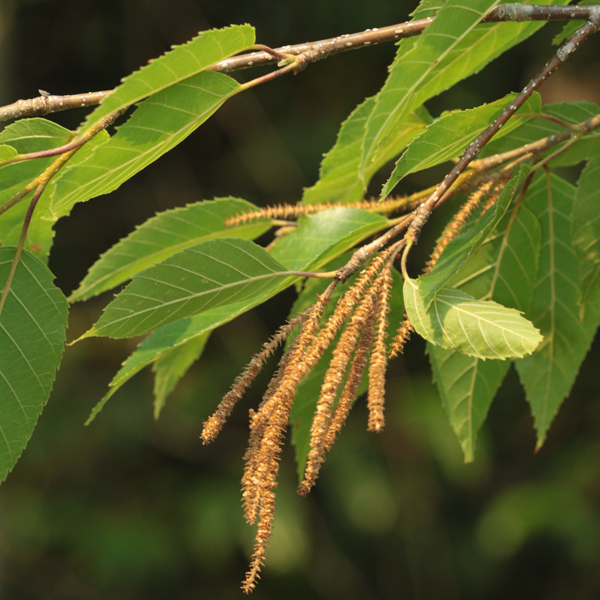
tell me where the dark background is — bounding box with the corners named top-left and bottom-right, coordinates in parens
top-left (1, 1), bottom-right (600, 599)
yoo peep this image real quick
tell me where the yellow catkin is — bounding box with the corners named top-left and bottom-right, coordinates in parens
top-left (224, 196), bottom-right (407, 227)
top-left (242, 486), bottom-right (277, 593)
top-left (240, 250), bottom-right (393, 589)
top-left (479, 175), bottom-right (510, 215)
top-left (244, 296), bottom-right (328, 448)
top-left (259, 251), bottom-right (388, 428)
top-left (424, 179), bottom-right (495, 273)
top-left (201, 312), bottom-right (306, 444)
top-left (389, 316), bottom-right (414, 359)
top-left (241, 351), bottom-right (311, 589)
top-left (242, 393), bottom-right (292, 593)
top-left (299, 283), bottom-right (380, 495)
top-left (323, 309), bottom-right (377, 454)
top-left (242, 301), bottom-right (327, 524)
top-left (367, 266), bottom-right (393, 433)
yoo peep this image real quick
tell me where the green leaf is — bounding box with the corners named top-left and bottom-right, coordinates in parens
top-left (360, 0), bottom-right (569, 178)
top-left (360, 0), bottom-right (566, 175)
top-left (428, 204), bottom-right (541, 461)
top-left (361, 0), bottom-right (501, 177)
top-left (50, 71), bottom-right (240, 220)
top-left (301, 97), bottom-right (373, 205)
top-left (301, 98), bottom-right (429, 206)
top-left (268, 207), bottom-right (387, 271)
top-left (69, 197), bottom-right (270, 302)
top-left (516, 173), bottom-right (600, 447)
top-left (405, 280), bottom-right (542, 359)
top-left (419, 167), bottom-right (528, 309)
top-left (81, 25), bottom-right (255, 132)
top-left (0, 117), bottom-right (71, 152)
top-left (0, 145), bottom-right (18, 160)
top-left (411, 0), bottom-right (445, 19)
top-left (152, 332), bottom-right (211, 419)
top-left (86, 208), bottom-right (387, 419)
top-left (0, 119), bottom-right (73, 259)
top-left (0, 248), bottom-right (68, 483)
top-left (82, 238), bottom-right (293, 340)
top-left (382, 93), bottom-right (540, 198)
top-left (571, 156), bottom-right (600, 312)
top-left (289, 272), bottom-right (349, 479)
top-left (85, 208), bottom-right (386, 341)
top-left (429, 346), bottom-right (510, 461)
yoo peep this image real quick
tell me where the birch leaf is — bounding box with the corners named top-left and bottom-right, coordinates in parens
top-left (405, 280), bottom-right (542, 360)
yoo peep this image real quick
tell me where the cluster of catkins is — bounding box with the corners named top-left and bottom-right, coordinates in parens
top-left (201, 174), bottom-right (507, 592)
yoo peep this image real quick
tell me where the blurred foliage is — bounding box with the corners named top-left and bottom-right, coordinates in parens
top-left (1, 0), bottom-right (600, 598)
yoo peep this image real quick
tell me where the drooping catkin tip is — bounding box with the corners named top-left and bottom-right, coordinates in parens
top-left (200, 415), bottom-right (222, 444)
top-left (367, 418), bottom-right (385, 433)
top-left (297, 481), bottom-right (311, 497)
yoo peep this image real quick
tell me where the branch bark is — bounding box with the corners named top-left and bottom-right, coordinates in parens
top-left (2, 4), bottom-right (599, 122)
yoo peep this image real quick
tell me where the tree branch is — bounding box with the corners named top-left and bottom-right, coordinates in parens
top-left (403, 12), bottom-right (600, 243)
top-left (0, 90), bottom-right (111, 123)
top-left (2, 4), bottom-right (600, 122)
top-left (335, 108), bottom-right (600, 284)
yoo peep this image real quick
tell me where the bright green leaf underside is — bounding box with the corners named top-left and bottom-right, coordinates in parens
top-left (51, 71), bottom-right (240, 220)
top-left (405, 280), bottom-right (542, 360)
top-left (81, 25), bottom-right (255, 131)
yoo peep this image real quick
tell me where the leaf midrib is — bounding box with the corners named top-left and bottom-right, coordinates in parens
top-left (97, 269), bottom-right (300, 330)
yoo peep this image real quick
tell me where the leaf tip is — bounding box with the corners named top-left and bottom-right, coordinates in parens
top-left (534, 437), bottom-right (545, 454)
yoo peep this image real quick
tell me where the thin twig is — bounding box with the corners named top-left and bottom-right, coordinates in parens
top-left (515, 112), bottom-right (578, 129)
top-left (213, 18), bottom-right (434, 73)
top-left (0, 109), bottom-right (124, 217)
top-left (0, 183), bottom-right (46, 315)
top-left (470, 113), bottom-right (600, 172)
top-left (0, 134), bottom-right (89, 166)
top-left (211, 4), bottom-right (600, 73)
